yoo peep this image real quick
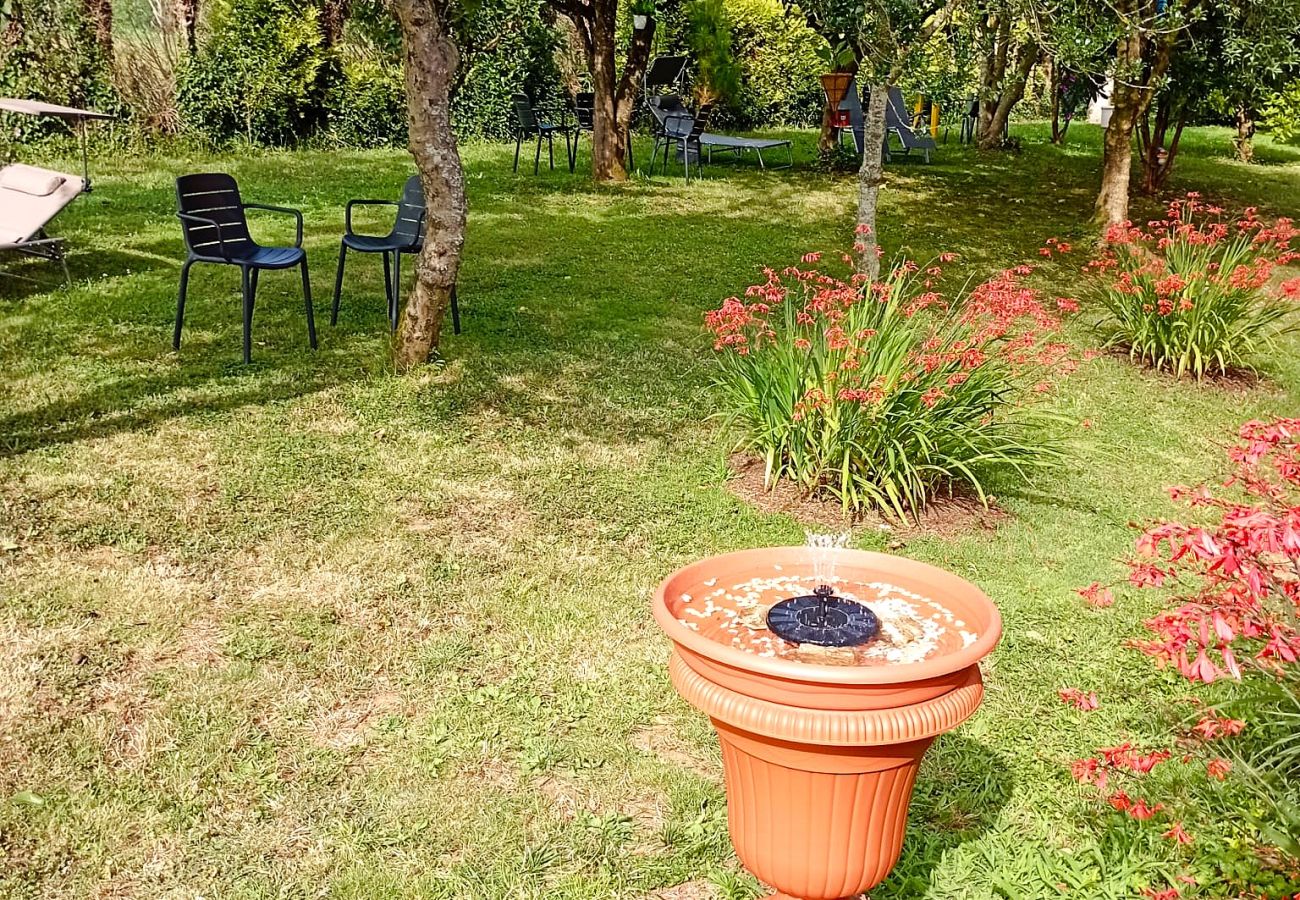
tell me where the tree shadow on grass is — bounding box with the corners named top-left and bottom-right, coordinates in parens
top-left (873, 734), bottom-right (1015, 898)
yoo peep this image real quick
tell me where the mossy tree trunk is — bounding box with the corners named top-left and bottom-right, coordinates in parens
top-left (855, 85), bottom-right (889, 280)
top-left (549, 0), bottom-right (655, 181)
top-left (392, 0), bottom-right (467, 370)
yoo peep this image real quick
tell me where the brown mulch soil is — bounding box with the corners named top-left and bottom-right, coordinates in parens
top-left (725, 453), bottom-right (1008, 540)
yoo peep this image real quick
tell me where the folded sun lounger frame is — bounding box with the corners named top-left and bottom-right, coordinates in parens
top-left (0, 98), bottom-right (112, 286)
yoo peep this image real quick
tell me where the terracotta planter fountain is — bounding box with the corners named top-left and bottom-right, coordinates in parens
top-left (652, 546), bottom-right (1002, 900)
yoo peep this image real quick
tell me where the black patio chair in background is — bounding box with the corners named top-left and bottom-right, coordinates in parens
top-left (651, 102), bottom-right (713, 181)
top-left (511, 93), bottom-right (572, 174)
top-left (174, 172), bottom-right (316, 364)
top-left (567, 92), bottom-right (595, 172)
top-left (331, 175), bottom-right (460, 335)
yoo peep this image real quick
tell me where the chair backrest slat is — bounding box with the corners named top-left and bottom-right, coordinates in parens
top-left (574, 92), bottom-right (595, 130)
top-left (512, 93), bottom-right (538, 133)
top-left (176, 173), bottom-right (252, 258)
top-left (392, 175), bottom-right (425, 246)
top-left (688, 104), bottom-right (713, 140)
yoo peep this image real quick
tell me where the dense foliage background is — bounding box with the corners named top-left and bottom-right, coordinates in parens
top-left (2, 0), bottom-right (1298, 153)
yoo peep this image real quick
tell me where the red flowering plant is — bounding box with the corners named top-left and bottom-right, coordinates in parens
top-left (1128, 419), bottom-right (1300, 863)
top-left (705, 245), bottom-right (1073, 519)
top-left (1088, 194), bottom-right (1300, 379)
top-left (1068, 419), bottom-right (1300, 889)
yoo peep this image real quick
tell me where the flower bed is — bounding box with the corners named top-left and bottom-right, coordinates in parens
top-left (706, 248), bottom-right (1072, 519)
top-left (1089, 195), bottom-right (1300, 379)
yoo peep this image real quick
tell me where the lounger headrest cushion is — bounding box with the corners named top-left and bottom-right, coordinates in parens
top-left (0, 164), bottom-right (67, 197)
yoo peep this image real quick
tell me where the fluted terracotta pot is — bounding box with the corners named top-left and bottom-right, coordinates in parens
top-left (819, 72), bottom-right (854, 109)
top-left (652, 547), bottom-right (1002, 900)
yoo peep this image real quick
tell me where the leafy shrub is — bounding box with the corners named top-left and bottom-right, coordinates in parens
top-left (706, 248), bottom-right (1070, 519)
top-left (327, 52), bottom-right (407, 148)
top-left (686, 0), bottom-right (741, 107)
top-left (449, 0), bottom-right (563, 141)
top-left (0, 0), bottom-right (118, 154)
top-left (1089, 194), bottom-right (1300, 379)
top-left (175, 0), bottom-right (337, 146)
top-left (723, 0), bottom-right (823, 129)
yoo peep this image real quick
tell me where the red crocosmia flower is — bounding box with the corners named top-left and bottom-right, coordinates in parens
top-left (1128, 798), bottom-right (1162, 820)
top-left (1070, 757), bottom-right (1098, 783)
top-left (1107, 790), bottom-right (1132, 812)
top-left (1206, 758), bottom-right (1232, 780)
top-left (854, 223), bottom-right (872, 235)
top-left (801, 251), bottom-right (823, 263)
top-left (1058, 687), bottom-right (1100, 711)
top-left (1192, 714), bottom-right (1245, 741)
top-left (938, 252), bottom-right (958, 262)
top-left (1282, 277), bottom-right (1300, 299)
top-left (1056, 297), bottom-right (1080, 313)
top-left (1162, 822), bottom-right (1193, 844)
top-left (1039, 247), bottom-right (1053, 257)
top-left (1141, 888), bottom-right (1180, 900)
top-left (1076, 582), bottom-right (1115, 608)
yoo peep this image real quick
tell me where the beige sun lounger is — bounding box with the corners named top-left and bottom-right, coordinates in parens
top-left (0, 163), bottom-right (86, 285)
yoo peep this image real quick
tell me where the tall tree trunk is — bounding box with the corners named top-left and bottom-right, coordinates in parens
top-left (855, 85), bottom-right (889, 280)
top-left (1096, 86), bottom-right (1139, 228)
top-left (553, 0), bottom-right (653, 181)
top-left (1094, 4), bottom-right (1178, 229)
top-left (1234, 104), bottom-right (1255, 163)
top-left (172, 0), bottom-right (198, 52)
top-left (321, 0), bottom-right (350, 48)
top-left (392, 0), bottom-right (467, 370)
top-left (976, 14), bottom-right (1009, 140)
top-left (2, 0), bottom-right (24, 50)
top-left (84, 0), bottom-right (113, 61)
top-left (977, 40), bottom-right (1036, 150)
top-left (1049, 57), bottom-right (1064, 144)
top-left (589, 20), bottom-right (623, 181)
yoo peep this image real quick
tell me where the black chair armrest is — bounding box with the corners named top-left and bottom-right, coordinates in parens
top-left (177, 211), bottom-right (232, 260)
top-left (243, 202), bottom-right (304, 248)
top-left (345, 199), bottom-right (399, 236)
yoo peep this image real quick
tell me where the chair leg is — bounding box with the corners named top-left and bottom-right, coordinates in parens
top-left (566, 131), bottom-right (576, 173)
top-left (534, 133), bottom-right (543, 175)
top-left (174, 259), bottom-right (193, 350)
top-left (58, 244), bottom-right (71, 287)
top-left (391, 251), bottom-right (402, 332)
top-left (241, 265), bottom-right (253, 364)
top-left (514, 134), bottom-right (522, 173)
top-left (331, 241), bottom-right (346, 326)
top-left (548, 133), bottom-right (555, 170)
top-left (450, 283), bottom-right (461, 335)
top-left (301, 260), bottom-right (317, 349)
top-left (249, 267), bottom-right (259, 305)
top-left (382, 250), bottom-right (394, 326)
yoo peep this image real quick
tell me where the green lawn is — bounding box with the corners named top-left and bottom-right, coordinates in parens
top-left (2, 123), bottom-right (1299, 899)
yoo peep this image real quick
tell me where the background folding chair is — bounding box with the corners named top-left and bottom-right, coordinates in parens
top-left (0, 164), bottom-right (85, 285)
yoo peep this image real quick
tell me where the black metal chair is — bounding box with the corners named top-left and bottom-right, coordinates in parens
top-left (174, 173), bottom-right (316, 364)
top-left (651, 103), bottom-right (713, 181)
top-left (567, 92), bottom-right (595, 173)
top-left (511, 93), bottom-right (572, 174)
top-left (331, 175), bottom-right (460, 334)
